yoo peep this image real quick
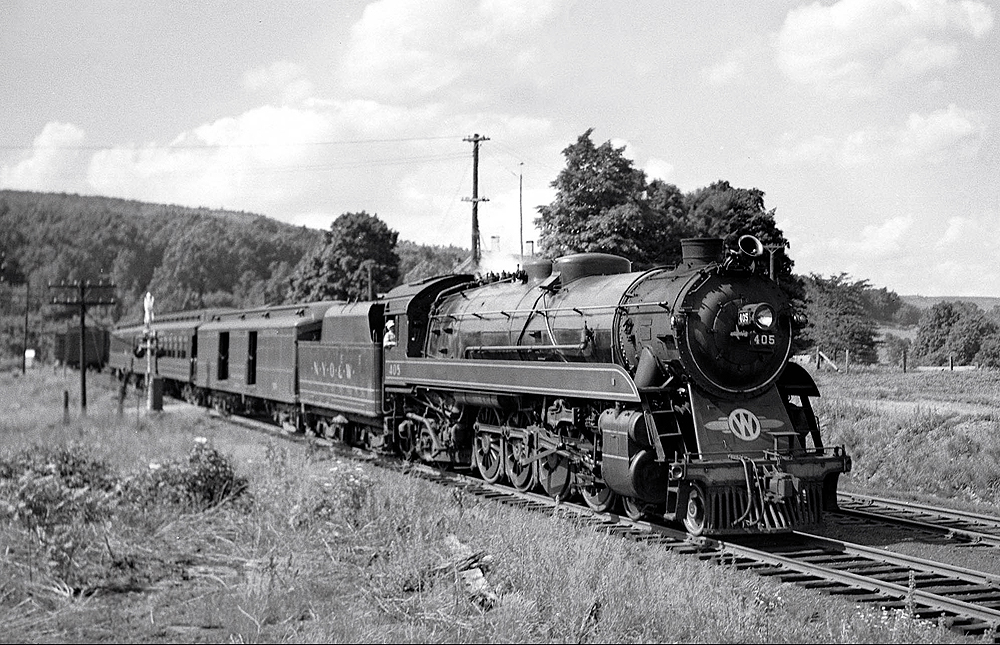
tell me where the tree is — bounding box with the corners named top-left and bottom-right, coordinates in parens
top-left (946, 312), bottom-right (997, 365)
top-left (148, 219), bottom-right (240, 310)
top-left (286, 212), bottom-right (400, 302)
top-left (975, 333), bottom-right (1000, 369)
top-left (397, 240), bottom-right (467, 283)
top-left (803, 273), bottom-right (879, 364)
top-left (535, 130), bottom-right (688, 267)
top-left (911, 301), bottom-right (985, 366)
top-left (682, 180), bottom-right (796, 286)
top-left (882, 333), bottom-right (911, 366)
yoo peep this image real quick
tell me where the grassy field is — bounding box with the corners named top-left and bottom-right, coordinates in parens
top-left (813, 367), bottom-right (1000, 511)
top-left (0, 367), bottom-right (979, 643)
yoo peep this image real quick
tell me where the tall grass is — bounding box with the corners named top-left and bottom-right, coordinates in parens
top-left (0, 369), bottom-right (969, 642)
top-left (814, 368), bottom-right (1000, 510)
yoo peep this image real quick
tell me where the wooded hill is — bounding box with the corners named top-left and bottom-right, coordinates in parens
top-left (0, 190), bottom-right (466, 360)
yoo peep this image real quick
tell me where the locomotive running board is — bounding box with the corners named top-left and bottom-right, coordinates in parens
top-left (384, 358), bottom-right (641, 402)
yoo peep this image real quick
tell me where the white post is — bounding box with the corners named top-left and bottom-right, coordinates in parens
top-left (143, 292), bottom-right (155, 411)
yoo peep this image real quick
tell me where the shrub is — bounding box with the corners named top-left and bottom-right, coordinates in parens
top-left (0, 445), bottom-right (119, 583)
top-left (0, 443), bottom-right (117, 492)
top-left (122, 441), bottom-right (248, 511)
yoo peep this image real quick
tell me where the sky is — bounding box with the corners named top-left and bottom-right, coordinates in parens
top-left (2, 0), bottom-right (998, 297)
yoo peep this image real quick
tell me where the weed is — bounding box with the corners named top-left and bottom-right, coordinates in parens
top-left (121, 442), bottom-right (249, 512)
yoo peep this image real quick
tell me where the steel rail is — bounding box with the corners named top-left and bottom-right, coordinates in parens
top-left (406, 462), bottom-right (1000, 634)
top-left (837, 492), bottom-right (1000, 547)
top-left (841, 491), bottom-right (1000, 530)
top-left (709, 534), bottom-right (1000, 628)
top-left (792, 531), bottom-right (1000, 587)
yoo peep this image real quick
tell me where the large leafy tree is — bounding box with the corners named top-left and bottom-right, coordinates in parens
top-left (535, 131), bottom-right (801, 282)
top-left (683, 180), bottom-right (795, 286)
top-left (912, 301), bottom-right (998, 366)
top-left (802, 274), bottom-right (879, 364)
top-left (535, 130), bottom-right (689, 267)
top-left (287, 211), bottom-right (400, 302)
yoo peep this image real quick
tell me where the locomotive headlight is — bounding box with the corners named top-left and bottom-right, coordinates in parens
top-left (754, 305), bottom-right (775, 330)
top-left (738, 303), bottom-right (776, 330)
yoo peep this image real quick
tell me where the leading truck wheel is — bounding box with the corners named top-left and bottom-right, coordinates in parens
top-left (622, 496), bottom-right (647, 521)
top-left (581, 481), bottom-right (618, 513)
top-left (684, 484), bottom-right (707, 536)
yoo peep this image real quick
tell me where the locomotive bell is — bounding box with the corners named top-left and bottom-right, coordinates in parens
top-left (737, 235), bottom-right (765, 258)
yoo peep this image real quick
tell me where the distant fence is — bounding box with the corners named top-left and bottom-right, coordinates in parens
top-left (792, 350), bottom-right (980, 373)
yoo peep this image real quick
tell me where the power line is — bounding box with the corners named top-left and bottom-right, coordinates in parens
top-left (0, 134), bottom-right (465, 152)
top-left (214, 153), bottom-right (469, 176)
top-left (3, 152), bottom-right (470, 180)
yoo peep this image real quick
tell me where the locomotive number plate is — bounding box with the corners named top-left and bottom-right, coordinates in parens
top-left (750, 333), bottom-right (776, 351)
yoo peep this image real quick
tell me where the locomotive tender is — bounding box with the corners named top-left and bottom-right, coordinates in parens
top-left (109, 234), bottom-right (850, 536)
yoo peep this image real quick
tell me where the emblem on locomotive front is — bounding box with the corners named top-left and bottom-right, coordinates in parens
top-left (728, 408), bottom-right (761, 441)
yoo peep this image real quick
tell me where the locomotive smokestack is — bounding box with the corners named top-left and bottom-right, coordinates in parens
top-left (680, 238), bottom-right (724, 267)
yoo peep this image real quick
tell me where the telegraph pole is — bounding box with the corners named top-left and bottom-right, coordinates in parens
top-left (49, 280), bottom-right (116, 415)
top-left (462, 134), bottom-right (490, 268)
top-left (519, 162), bottom-right (524, 262)
top-left (763, 244), bottom-right (784, 282)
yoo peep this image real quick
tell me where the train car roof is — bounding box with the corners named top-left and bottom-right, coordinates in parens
top-left (381, 274), bottom-right (474, 316)
top-left (199, 301), bottom-right (340, 331)
top-left (321, 301), bottom-right (385, 344)
top-left (113, 308), bottom-right (234, 334)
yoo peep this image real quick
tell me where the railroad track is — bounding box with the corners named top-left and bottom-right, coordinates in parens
top-left (398, 462), bottom-right (1000, 639)
top-left (204, 407), bottom-right (1000, 639)
top-left (836, 491), bottom-right (1000, 548)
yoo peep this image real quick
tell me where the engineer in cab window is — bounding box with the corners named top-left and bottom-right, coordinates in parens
top-left (383, 319), bottom-right (397, 349)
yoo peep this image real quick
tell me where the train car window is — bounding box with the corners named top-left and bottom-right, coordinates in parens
top-left (218, 332), bottom-right (230, 380)
top-left (246, 331), bottom-right (258, 385)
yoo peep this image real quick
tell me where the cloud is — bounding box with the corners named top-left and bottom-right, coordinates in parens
top-left (73, 90), bottom-right (560, 253)
top-left (644, 158), bottom-right (675, 182)
top-left (702, 49), bottom-right (749, 86)
top-left (791, 209), bottom-right (1000, 296)
top-left (242, 61), bottom-right (314, 105)
top-left (792, 215), bottom-right (912, 265)
top-left (766, 104), bottom-right (982, 166)
top-left (929, 213), bottom-right (1000, 295)
top-left (0, 122), bottom-right (88, 192)
top-left (84, 99), bottom-right (455, 213)
top-left (792, 215), bottom-right (914, 284)
top-left (774, 0), bottom-right (993, 95)
top-left (87, 104), bottom-right (338, 209)
top-left (819, 215), bottom-right (914, 259)
top-left (337, 0), bottom-right (565, 102)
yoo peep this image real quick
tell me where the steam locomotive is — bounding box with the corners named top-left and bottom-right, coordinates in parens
top-left (109, 234), bottom-right (850, 536)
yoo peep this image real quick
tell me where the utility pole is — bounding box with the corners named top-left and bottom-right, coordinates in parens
top-left (519, 162), bottom-right (524, 262)
top-left (49, 280), bottom-right (116, 415)
top-left (763, 244), bottom-right (784, 282)
top-left (462, 134), bottom-right (490, 268)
